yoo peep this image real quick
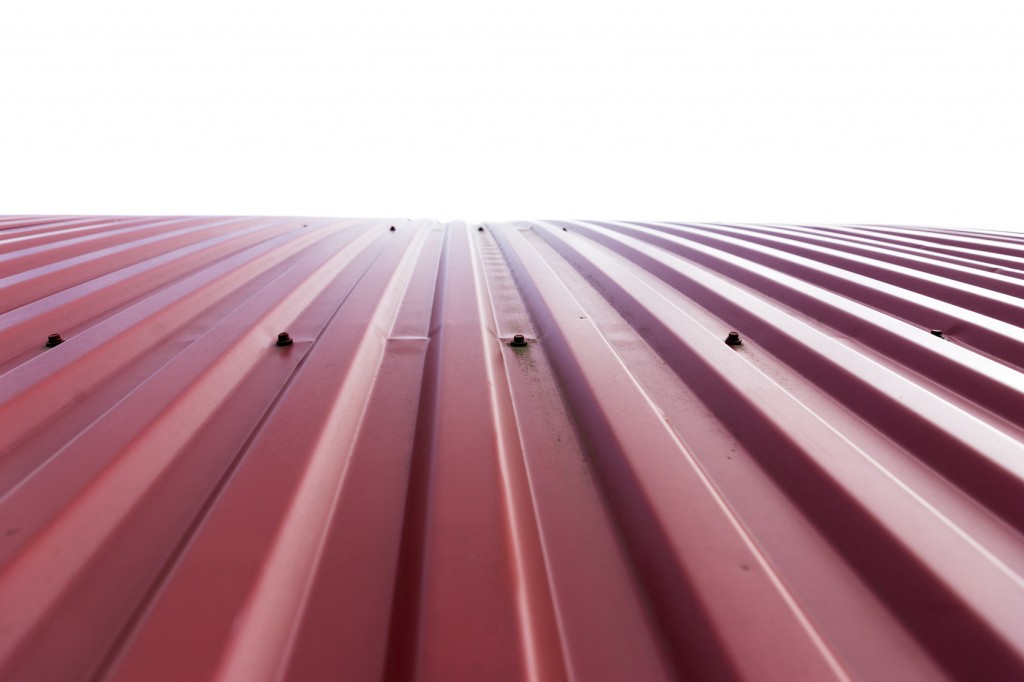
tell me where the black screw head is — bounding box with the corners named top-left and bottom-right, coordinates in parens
top-left (389, 226), bottom-right (396, 232)
top-left (930, 329), bottom-right (944, 338)
top-left (725, 331), bottom-right (742, 346)
top-left (509, 334), bottom-right (528, 347)
top-left (478, 226), bottom-right (484, 232)
top-left (276, 332), bottom-right (294, 347)
top-left (45, 333), bottom-right (64, 347)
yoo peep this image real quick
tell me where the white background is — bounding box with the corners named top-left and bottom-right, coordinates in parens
top-left (1, 1), bottom-right (1022, 228)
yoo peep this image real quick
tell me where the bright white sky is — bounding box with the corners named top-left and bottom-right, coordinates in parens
top-left (1, 1), bottom-right (1022, 229)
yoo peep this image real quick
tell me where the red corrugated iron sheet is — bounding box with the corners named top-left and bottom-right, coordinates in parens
top-left (1, 216), bottom-right (1023, 681)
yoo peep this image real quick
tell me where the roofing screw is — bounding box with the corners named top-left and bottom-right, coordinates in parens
top-left (509, 334), bottom-right (528, 348)
top-left (389, 226), bottom-right (396, 232)
top-left (725, 331), bottom-right (742, 346)
top-left (45, 333), bottom-right (64, 347)
top-left (276, 332), bottom-right (294, 347)
top-left (930, 329), bottom-right (944, 338)
top-left (562, 227), bottom-right (568, 232)
top-left (478, 226), bottom-right (484, 232)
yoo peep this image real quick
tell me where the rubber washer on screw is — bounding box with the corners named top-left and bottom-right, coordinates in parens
top-left (276, 332), bottom-right (294, 347)
top-left (725, 331), bottom-right (742, 346)
top-left (509, 334), bottom-right (528, 348)
top-left (45, 334), bottom-right (64, 347)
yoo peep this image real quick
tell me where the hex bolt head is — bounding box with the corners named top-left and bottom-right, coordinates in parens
top-left (725, 331), bottom-right (742, 346)
top-left (276, 332), bottom-right (294, 347)
top-left (509, 334), bottom-right (528, 348)
top-left (45, 333), bottom-right (64, 347)
top-left (930, 329), bottom-right (944, 338)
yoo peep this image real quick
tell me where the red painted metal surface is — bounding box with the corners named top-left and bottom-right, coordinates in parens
top-left (1, 216), bottom-right (1024, 681)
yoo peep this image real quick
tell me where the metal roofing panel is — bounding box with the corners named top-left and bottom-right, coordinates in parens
top-left (1, 216), bottom-right (1023, 681)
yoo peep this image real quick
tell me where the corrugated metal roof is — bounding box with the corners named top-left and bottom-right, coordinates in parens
top-left (2, 216), bottom-right (1023, 681)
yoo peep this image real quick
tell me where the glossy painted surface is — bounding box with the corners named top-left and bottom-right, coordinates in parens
top-left (1, 216), bottom-right (1023, 681)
